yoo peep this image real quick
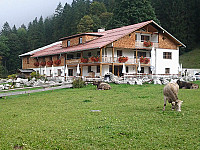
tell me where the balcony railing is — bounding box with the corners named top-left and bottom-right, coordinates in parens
top-left (65, 56), bottom-right (151, 65)
top-left (135, 41), bottom-right (159, 48)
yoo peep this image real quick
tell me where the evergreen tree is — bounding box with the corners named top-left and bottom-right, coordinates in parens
top-left (109, 0), bottom-right (159, 29)
top-left (90, 1), bottom-right (107, 16)
top-left (77, 15), bottom-right (94, 33)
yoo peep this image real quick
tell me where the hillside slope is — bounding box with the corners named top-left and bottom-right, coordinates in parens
top-left (180, 48), bottom-right (200, 68)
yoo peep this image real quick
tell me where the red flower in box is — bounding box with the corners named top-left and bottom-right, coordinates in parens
top-left (34, 62), bottom-right (39, 67)
top-left (144, 57), bottom-right (150, 64)
top-left (81, 58), bottom-right (88, 63)
top-left (90, 56), bottom-right (99, 62)
top-left (47, 60), bottom-right (53, 66)
top-left (118, 56), bottom-right (128, 63)
top-left (54, 59), bottom-right (61, 65)
top-left (40, 61), bottom-right (46, 66)
top-left (144, 41), bottom-right (153, 47)
top-left (140, 56), bottom-right (145, 63)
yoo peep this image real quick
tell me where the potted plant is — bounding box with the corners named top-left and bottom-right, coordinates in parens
top-left (34, 62), bottom-right (39, 67)
top-left (40, 61), bottom-right (46, 66)
top-left (47, 60), bottom-right (53, 66)
top-left (81, 57), bottom-right (88, 63)
top-left (90, 56), bottom-right (99, 62)
top-left (144, 41), bottom-right (153, 47)
top-left (118, 56), bottom-right (128, 63)
top-left (144, 57), bottom-right (150, 64)
top-left (140, 56), bottom-right (145, 63)
top-left (54, 59), bottom-right (61, 65)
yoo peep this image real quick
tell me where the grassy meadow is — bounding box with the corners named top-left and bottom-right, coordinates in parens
top-left (0, 82), bottom-right (199, 149)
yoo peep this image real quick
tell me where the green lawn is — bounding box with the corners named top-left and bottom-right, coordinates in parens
top-left (0, 82), bottom-right (199, 149)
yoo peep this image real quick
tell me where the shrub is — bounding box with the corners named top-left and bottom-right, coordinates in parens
top-left (8, 74), bottom-right (17, 79)
top-left (30, 72), bottom-right (40, 79)
top-left (72, 78), bottom-right (86, 88)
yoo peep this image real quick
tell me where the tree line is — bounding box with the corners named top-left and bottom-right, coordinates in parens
top-left (0, 0), bottom-right (199, 77)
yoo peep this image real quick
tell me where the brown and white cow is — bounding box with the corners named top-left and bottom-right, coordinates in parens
top-left (163, 83), bottom-right (183, 111)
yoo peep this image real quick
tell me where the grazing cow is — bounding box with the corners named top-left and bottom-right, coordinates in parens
top-left (94, 81), bottom-right (111, 90)
top-left (177, 80), bottom-right (199, 89)
top-left (163, 83), bottom-right (183, 111)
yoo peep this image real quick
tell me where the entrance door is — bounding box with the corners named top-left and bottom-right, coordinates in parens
top-left (114, 66), bottom-right (123, 76)
top-left (68, 69), bottom-right (73, 76)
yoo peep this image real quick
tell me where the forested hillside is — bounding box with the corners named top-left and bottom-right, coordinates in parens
top-left (0, 0), bottom-right (199, 77)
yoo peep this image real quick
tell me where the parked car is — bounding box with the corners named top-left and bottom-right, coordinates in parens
top-left (195, 72), bottom-right (200, 80)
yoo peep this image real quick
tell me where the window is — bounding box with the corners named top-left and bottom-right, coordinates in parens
top-left (138, 52), bottom-right (146, 57)
top-left (97, 51), bottom-right (100, 56)
top-left (67, 40), bottom-right (70, 47)
top-left (126, 66), bottom-right (129, 73)
top-left (50, 56), bottom-right (53, 61)
top-left (141, 35), bottom-right (150, 42)
top-left (135, 34), bottom-right (137, 41)
top-left (57, 55), bottom-right (60, 60)
top-left (88, 52), bottom-right (91, 57)
top-left (27, 57), bottom-right (29, 64)
top-left (109, 65), bottom-right (112, 72)
top-left (165, 68), bottom-right (170, 74)
top-left (77, 53), bottom-right (81, 58)
top-left (88, 66), bottom-right (92, 73)
top-left (42, 57), bottom-right (45, 61)
top-left (97, 66), bottom-right (100, 73)
top-left (138, 67), bottom-right (144, 73)
top-left (79, 37), bottom-right (82, 44)
top-left (117, 50), bottom-right (122, 57)
top-left (163, 52), bottom-right (172, 59)
top-left (67, 54), bottom-right (74, 60)
top-left (68, 69), bottom-right (73, 76)
top-left (58, 69), bottom-right (62, 76)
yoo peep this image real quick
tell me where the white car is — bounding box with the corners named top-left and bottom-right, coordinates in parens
top-left (195, 72), bottom-right (200, 80)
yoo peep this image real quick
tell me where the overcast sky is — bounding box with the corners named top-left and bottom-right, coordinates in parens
top-left (0, 0), bottom-right (73, 30)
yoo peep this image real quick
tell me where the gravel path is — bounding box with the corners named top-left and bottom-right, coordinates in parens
top-left (0, 84), bottom-right (72, 98)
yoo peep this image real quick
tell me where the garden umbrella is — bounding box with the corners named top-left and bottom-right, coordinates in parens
top-left (151, 47), bottom-right (155, 74)
top-left (51, 65), bottom-right (54, 78)
top-left (138, 62), bottom-right (141, 78)
top-left (44, 66), bottom-right (47, 75)
top-left (65, 64), bottom-right (68, 77)
top-left (122, 63), bottom-right (126, 74)
top-left (77, 64), bottom-right (80, 75)
top-left (122, 63), bottom-right (126, 82)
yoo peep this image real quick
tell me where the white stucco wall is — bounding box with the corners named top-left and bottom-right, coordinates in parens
top-left (155, 48), bottom-right (179, 74)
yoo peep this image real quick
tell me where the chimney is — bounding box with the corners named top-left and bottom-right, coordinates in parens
top-left (98, 28), bottom-right (105, 32)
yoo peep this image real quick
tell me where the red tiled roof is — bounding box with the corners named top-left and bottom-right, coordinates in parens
top-left (32, 20), bottom-right (153, 57)
top-left (30, 20), bottom-right (185, 58)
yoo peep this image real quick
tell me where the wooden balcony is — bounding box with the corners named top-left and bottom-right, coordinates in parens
top-left (65, 57), bottom-right (151, 65)
top-left (135, 41), bottom-right (159, 48)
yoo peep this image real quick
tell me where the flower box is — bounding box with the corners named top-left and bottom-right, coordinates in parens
top-left (90, 56), bottom-right (99, 62)
top-left (140, 56), bottom-right (145, 63)
top-left (81, 58), bottom-right (88, 63)
top-left (140, 56), bottom-right (150, 64)
top-left (144, 57), bottom-right (150, 64)
top-left (34, 62), bottom-right (39, 67)
top-left (47, 60), bottom-right (53, 66)
top-left (54, 59), bottom-right (61, 65)
top-left (40, 61), bottom-right (46, 66)
top-left (118, 56), bottom-right (128, 63)
top-left (144, 41), bottom-right (153, 47)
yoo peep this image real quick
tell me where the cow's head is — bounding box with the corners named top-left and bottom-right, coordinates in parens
top-left (175, 100), bottom-right (183, 112)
